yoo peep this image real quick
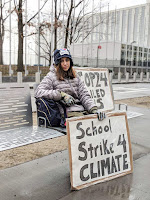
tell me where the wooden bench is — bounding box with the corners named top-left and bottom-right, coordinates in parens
top-left (0, 83), bottom-right (65, 152)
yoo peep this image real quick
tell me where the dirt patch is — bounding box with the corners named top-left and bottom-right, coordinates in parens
top-left (0, 96), bottom-right (150, 170)
top-left (0, 135), bottom-right (68, 170)
top-left (115, 96), bottom-right (150, 109)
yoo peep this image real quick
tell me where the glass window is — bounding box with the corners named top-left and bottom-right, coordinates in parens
top-left (121, 50), bottom-right (126, 65)
top-left (121, 50), bottom-right (126, 59)
top-left (122, 44), bottom-right (126, 49)
top-left (127, 45), bottom-right (132, 50)
top-left (144, 53), bottom-right (147, 60)
top-left (127, 51), bottom-right (132, 61)
top-left (139, 52), bottom-right (142, 58)
top-left (144, 48), bottom-right (147, 52)
top-left (134, 52), bottom-right (137, 58)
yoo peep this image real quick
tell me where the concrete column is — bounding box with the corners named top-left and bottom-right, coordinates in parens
top-left (0, 72), bottom-right (2, 83)
top-left (118, 72), bottom-right (121, 83)
top-left (133, 72), bottom-right (137, 82)
top-left (35, 72), bottom-right (40, 83)
top-left (146, 72), bottom-right (149, 81)
top-left (17, 72), bottom-right (22, 83)
top-left (126, 72), bottom-right (129, 82)
top-left (109, 73), bottom-right (113, 82)
top-left (140, 72), bottom-right (143, 81)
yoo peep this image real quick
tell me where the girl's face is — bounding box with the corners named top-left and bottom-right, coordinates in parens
top-left (60, 57), bottom-right (70, 71)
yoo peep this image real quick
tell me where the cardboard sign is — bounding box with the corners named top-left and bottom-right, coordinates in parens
top-left (75, 68), bottom-right (114, 112)
top-left (67, 112), bottom-right (133, 190)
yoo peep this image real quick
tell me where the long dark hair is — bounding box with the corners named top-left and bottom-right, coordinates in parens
top-left (56, 59), bottom-right (76, 81)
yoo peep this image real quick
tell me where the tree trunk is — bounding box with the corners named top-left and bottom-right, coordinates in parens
top-left (0, 1), bottom-right (3, 65)
top-left (0, 36), bottom-right (3, 65)
top-left (64, 0), bottom-right (73, 48)
top-left (17, 0), bottom-right (24, 72)
top-left (54, 0), bottom-right (57, 50)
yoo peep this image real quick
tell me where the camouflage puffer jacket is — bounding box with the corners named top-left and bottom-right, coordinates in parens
top-left (34, 66), bottom-right (96, 113)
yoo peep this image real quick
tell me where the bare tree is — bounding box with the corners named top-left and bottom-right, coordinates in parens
top-left (29, 0), bottom-right (108, 66)
top-left (0, 0), bottom-right (14, 65)
top-left (53, 0), bottom-right (107, 49)
top-left (14, 0), bottom-right (48, 72)
top-left (35, 23), bottom-right (52, 66)
top-left (52, 0), bottom-right (83, 48)
top-left (69, 0), bottom-right (108, 45)
top-left (16, 0), bottom-right (23, 71)
top-left (64, 0), bottom-right (74, 48)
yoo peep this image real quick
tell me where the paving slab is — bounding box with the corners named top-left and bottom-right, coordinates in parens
top-left (0, 126), bottom-right (64, 152)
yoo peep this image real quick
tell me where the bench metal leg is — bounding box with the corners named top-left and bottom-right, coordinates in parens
top-left (119, 103), bottom-right (128, 111)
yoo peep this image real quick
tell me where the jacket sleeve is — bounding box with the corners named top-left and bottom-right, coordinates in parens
top-left (34, 73), bottom-right (61, 101)
top-left (77, 76), bottom-right (97, 112)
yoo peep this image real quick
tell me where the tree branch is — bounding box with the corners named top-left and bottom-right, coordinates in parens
top-left (24, 0), bottom-right (48, 26)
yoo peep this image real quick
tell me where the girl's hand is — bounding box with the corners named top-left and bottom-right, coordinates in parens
top-left (96, 110), bottom-right (106, 121)
top-left (89, 107), bottom-right (106, 121)
top-left (61, 91), bottom-right (75, 106)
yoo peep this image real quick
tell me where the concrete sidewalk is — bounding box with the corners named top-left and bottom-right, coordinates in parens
top-left (0, 105), bottom-right (150, 200)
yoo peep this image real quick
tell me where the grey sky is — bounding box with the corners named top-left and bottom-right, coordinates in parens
top-left (108, 0), bottom-right (146, 10)
top-left (28, 0), bottom-right (147, 12)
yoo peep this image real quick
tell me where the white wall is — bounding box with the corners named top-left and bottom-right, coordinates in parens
top-left (70, 42), bottom-right (121, 60)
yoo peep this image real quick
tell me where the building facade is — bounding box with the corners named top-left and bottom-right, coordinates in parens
top-left (70, 1), bottom-right (150, 74)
